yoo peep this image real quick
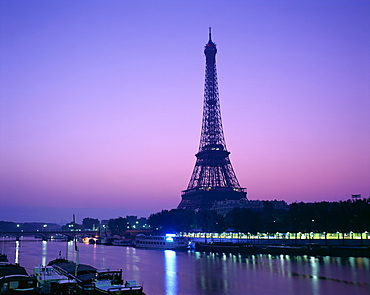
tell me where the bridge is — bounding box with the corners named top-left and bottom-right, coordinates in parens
top-left (0, 230), bottom-right (99, 241)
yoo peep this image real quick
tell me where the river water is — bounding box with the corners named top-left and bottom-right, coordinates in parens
top-left (2, 238), bottom-right (370, 295)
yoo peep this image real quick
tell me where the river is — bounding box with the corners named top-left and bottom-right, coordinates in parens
top-left (2, 238), bottom-right (370, 295)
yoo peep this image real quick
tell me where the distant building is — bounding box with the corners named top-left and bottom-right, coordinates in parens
top-left (126, 216), bottom-right (150, 230)
top-left (351, 194), bottom-right (361, 199)
top-left (100, 220), bottom-right (110, 234)
top-left (211, 199), bottom-right (289, 216)
top-left (101, 220), bottom-right (109, 227)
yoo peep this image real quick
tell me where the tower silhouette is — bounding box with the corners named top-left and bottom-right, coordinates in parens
top-left (178, 29), bottom-right (246, 210)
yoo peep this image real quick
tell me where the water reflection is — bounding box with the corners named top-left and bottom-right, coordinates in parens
top-left (164, 250), bottom-right (177, 295)
top-left (66, 240), bottom-right (75, 261)
top-left (1, 237), bottom-right (5, 254)
top-left (5, 241), bottom-right (370, 295)
top-left (309, 256), bottom-right (319, 294)
top-left (41, 241), bottom-right (47, 266)
top-left (14, 240), bottom-right (19, 264)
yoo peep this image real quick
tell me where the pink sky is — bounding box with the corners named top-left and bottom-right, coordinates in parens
top-left (1, 1), bottom-right (369, 223)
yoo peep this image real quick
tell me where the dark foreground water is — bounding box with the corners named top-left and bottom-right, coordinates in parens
top-left (2, 238), bottom-right (370, 295)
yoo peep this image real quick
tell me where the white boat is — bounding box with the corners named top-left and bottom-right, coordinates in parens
top-left (134, 234), bottom-right (190, 250)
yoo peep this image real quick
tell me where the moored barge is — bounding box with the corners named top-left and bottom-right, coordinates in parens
top-left (0, 263), bottom-right (37, 294)
top-left (47, 259), bottom-right (144, 294)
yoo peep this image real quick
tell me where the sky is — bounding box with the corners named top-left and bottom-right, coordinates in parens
top-left (0, 0), bottom-right (369, 223)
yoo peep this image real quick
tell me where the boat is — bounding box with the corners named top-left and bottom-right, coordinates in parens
top-left (112, 239), bottom-right (134, 247)
top-left (134, 234), bottom-right (190, 250)
top-left (48, 258), bottom-right (145, 294)
top-left (94, 270), bottom-right (143, 295)
top-left (0, 263), bottom-right (37, 294)
top-left (33, 265), bottom-right (76, 294)
top-left (98, 237), bottom-right (115, 245)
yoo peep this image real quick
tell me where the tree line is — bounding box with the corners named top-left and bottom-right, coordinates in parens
top-left (148, 198), bottom-right (370, 234)
top-left (1, 199), bottom-right (368, 235)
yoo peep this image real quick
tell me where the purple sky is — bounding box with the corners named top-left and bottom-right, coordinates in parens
top-left (1, 1), bottom-right (369, 223)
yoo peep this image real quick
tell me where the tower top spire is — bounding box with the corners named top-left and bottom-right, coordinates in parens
top-left (205, 27), bottom-right (217, 57)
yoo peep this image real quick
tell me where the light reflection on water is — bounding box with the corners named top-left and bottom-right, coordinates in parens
top-left (14, 240), bottom-right (19, 264)
top-left (2, 238), bottom-right (370, 295)
top-left (164, 250), bottom-right (177, 295)
top-left (41, 241), bottom-right (47, 266)
top-left (307, 256), bottom-right (319, 294)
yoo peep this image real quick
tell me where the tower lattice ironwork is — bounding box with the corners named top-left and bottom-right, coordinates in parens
top-left (178, 29), bottom-right (246, 210)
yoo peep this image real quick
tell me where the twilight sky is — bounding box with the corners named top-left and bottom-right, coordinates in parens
top-left (1, 0), bottom-right (369, 223)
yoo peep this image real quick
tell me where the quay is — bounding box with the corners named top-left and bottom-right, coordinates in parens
top-left (184, 231), bottom-right (370, 257)
top-left (184, 231), bottom-right (370, 247)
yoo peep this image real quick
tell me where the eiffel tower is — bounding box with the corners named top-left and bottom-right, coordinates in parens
top-left (178, 28), bottom-right (247, 211)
